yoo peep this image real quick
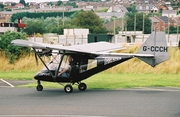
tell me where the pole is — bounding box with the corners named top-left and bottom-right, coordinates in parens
top-left (134, 14), bottom-right (136, 35)
top-left (142, 13), bottom-right (144, 42)
top-left (168, 14), bottom-right (170, 42)
top-left (63, 2), bottom-right (64, 26)
top-left (114, 16), bottom-right (115, 35)
top-left (177, 16), bottom-right (179, 44)
top-left (151, 12), bottom-right (153, 33)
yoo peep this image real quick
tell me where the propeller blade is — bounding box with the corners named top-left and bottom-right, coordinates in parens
top-left (35, 53), bottom-right (39, 66)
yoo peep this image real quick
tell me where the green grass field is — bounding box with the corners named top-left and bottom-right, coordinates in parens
top-left (0, 71), bottom-right (179, 89)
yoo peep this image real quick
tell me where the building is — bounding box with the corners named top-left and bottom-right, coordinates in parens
top-left (162, 10), bottom-right (177, 18)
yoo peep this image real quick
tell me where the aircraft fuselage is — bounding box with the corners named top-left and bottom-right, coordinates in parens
top-left (34, 54), bottom-right (133, 83)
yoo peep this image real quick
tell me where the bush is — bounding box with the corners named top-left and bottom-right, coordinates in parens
top-left (0, 31), bottom-right (30, 64)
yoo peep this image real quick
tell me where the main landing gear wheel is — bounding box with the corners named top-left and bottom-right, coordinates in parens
top-left (78, 83), bottom-right (87, 91)
top-left (64, 84), bottom-right (73, 93)
top-left (36, 85), bottom-right (43, 91)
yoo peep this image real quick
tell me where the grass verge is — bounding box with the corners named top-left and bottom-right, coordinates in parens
top-left (1, 71), bottom-right (179, 89)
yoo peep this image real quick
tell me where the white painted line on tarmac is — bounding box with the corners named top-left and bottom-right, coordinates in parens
top-left (0, 79), bottom-right (14, 87)
top-left (121, 87), bottom-right (180, 92)
top-left (0, 115), bottom-right (106, 117)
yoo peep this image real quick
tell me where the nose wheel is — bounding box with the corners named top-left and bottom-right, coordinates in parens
top-left (36, 85), bottom-right (43, 91)
top-left (36, 80), bottom-right (43, 91)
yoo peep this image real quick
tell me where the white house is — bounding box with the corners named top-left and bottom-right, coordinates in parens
top-left (162, 10), bottom-right (177, 18)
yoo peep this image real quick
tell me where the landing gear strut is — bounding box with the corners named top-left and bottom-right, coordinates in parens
top-left (36, 80), bottom-right (43, 91)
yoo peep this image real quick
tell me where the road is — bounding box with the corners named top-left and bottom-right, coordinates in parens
top-left (0, 79), bottom-right (180, 117)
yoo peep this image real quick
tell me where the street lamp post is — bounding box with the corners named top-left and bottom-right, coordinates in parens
top-left (177, 16), bottom-right (179, 44)
top-left (142, 13), bottom-right (145, 42)
top-left (134, 14), bottom-right (136, 35)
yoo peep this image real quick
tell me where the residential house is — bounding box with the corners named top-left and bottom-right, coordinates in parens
top-left (136, 0), bottom-right (159, 4)
top-left (96, 12), bottom-right (125, 19)
top-left (129, 0), bottom-right (136, 4)
top-left (28, 2), bottom-right (39, 9)
top-left (4, 2), bottom-right (15, 6)
top-left (165, 1), bottom-right (173, 10)
top-left (149, 16), bottom-right (159, 31)
top-left (171, 17), bottom-right (180, 27)
top-left (14, 3), bottom-right (24, 9)
top-left (158, 4), bottom-right (168, 11)
top-left (157, 0), bottom-right (165, 6)
top-left (107, 5), bottom-right (128, 12)
top-left (100, 2), bottom-right (112, 7)
top-left (136, 4), bottom-right (158, 13)
top-left (77, 2), bottom-right (100, 9)
top-left (154, 16), bottom-right (174, 31)
top-left (162, 10), bottom-right (177, 18)
top-left (0, 11), bottom-right (14, 23)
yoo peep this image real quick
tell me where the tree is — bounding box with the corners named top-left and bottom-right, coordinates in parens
top-left (19, 0), bottom-right (26, 6)
top-left (47, 2), bottom-right (53, 6)
top-left (11, 3), bottom-right (16, 6)
top-left (0, 31), bottom-right (30, 64)
top-left (73, 11), bottom-right (107, 33)
top-left (24, 20), bottom-right (46, 35)
top-left (126, 13), bottom-right (151, 34)
top-left (56, 1), bottom-right (62, 6)
top-left (126, 3), bottom-right (137, 13)
top-left (65, 1), bottom-right (78, 8)
top-left (0, 3), bottom-right (4, 9)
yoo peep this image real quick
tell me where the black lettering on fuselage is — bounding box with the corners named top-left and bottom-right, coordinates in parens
top-left (142, 46), bottom-right (168, 52)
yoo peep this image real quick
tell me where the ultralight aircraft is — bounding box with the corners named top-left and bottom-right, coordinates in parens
top-left (11, 31), bottom-right (169, 93)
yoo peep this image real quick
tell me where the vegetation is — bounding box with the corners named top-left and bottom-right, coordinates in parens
top-left (15, 73), bottom-right (180, 89)
top-left (11, 11), bottom-right (108, 35)
top-left (73, 11), bottom-right (108, 34)
top-left (11, 11), bottom-right (77, 22)
top-left (125, 12), bottom-right (151, 34)
top-left (0, 31), bottom-right (30, 64)
top-left (20, 0), bottom-right (26, 6)
top-left (126, 3), bottom-right (137, 13)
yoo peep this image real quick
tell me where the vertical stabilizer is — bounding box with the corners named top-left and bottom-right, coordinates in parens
top-left (137, 31), bottom-right (169, 67)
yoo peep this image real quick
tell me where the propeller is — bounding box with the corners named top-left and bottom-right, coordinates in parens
top-left (35, 53), bottom-right (39, 66)
top-left (32, 48), bottom-right (52, 66)
top-left (32, 48), bottom-right (39, 66)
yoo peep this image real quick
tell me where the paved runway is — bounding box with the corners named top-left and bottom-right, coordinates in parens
top-left (0, 80), bottom-right (180, 117)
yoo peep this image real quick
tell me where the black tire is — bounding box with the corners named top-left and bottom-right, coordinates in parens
top-left (64, 85), bottom-right (73, 93)
top-left (36, 85), bottom-right (43, 91)
top-left (78, 83), bottom-right (87, 91)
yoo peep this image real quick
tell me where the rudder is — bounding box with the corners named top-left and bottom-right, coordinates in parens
top-left (136, 31), bottom-right (169, 67)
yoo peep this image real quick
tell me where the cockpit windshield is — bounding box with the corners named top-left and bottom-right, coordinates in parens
top-left (42, 54), bottom-right (69, 71)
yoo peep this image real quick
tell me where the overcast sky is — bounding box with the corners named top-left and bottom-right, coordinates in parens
top-left (0, 0), bottom-right (61, 3)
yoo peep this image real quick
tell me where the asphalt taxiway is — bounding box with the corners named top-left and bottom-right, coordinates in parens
top-left (0, 79), bottom-right (180, 117)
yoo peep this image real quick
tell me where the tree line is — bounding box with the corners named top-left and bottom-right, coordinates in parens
top-left (12, 11), bottom-right (108, 35)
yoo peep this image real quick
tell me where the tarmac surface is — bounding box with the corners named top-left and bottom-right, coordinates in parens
top-left (0, 79), bottom-right (180, 117)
